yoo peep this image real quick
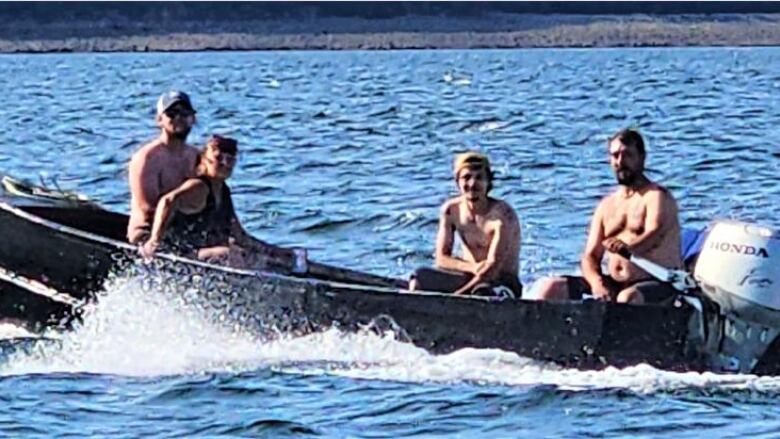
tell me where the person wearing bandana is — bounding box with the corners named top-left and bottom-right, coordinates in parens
top-left (409, 151), bottom-right (522, 298)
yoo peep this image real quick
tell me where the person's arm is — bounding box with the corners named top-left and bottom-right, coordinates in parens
top-left (140, 179), bottom-right (208, 257)
top-left (453, 209), bottom-right (518, 295)
top-left (581, 200), bottom-right (613, 301)
top-left (230, 217), bottom-right (275, 253)
top-left (222, 189), bottom-right (279, 255)
top-left (228, 211), bottom-right (301, 272)
top-left (435, 201), bottom-right (479, 274)
top-left (128, 152), bottom-right (160, 226)
top-left (602, 190), bottom-right (678, 258)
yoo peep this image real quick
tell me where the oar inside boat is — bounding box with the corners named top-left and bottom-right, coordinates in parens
top-left (616, 247), bottom-right (704, 316)
top-left (616, 247), bottom-right (698, 293)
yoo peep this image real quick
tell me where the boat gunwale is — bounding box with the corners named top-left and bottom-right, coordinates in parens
top-left (0, 201), bottom-right (510, 302)
top-left (0, 201), bottom-right (697, 314)
top-left (0, 266), bottom-right (82, 307)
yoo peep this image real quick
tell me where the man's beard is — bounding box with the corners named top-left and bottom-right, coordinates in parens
top-left (464, 191), bottom-right (485, 202)
top-left (172, 128), bottom-right (191, 140)
top-left (616, 169), bottom-right (637, 186)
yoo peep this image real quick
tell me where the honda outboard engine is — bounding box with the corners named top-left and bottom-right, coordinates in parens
top-left (694, 220), bottom-right (780, 373)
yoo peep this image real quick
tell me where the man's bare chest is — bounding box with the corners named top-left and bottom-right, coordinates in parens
top-left (604, 199), bottom-right (647, 236)
top-left (155, 153), bottom-right (195, 191)
top-left (456, 214), bottom-right (492, 246)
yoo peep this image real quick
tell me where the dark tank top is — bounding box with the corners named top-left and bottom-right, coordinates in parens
top-left (164, 176), bottom-right (235, 253)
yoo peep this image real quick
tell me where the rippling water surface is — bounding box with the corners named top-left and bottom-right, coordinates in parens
top-left (1, 48), bottom-right (780, 437)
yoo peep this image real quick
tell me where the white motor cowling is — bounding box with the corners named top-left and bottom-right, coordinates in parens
top-left (695, 220), bottom-right (780, 326)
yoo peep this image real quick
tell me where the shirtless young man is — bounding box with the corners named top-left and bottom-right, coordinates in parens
top-left (536, 129), bottom-right (681, 304)
top-left (127, 91), bottom-right (200, 244)
top-left (410, 152), bottom-right (522, 298)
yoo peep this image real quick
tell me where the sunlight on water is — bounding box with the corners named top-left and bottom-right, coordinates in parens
top-left (1, 272), bottom-right (779, 394)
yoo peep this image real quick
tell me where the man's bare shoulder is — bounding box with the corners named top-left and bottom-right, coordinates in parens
top-left (130, 139), bottom-right (165, 164)
top-left (440, 197), bottom-right (461, 216)
top-left (183, 143), bottom-right (200, 157)
top-left (178, 143), bottom-right (201, 166)
top-left (488, 198), bottom-right (519, 222)
top-left (645, 182), bottom-right (677, 201)
top-left (599, 189), bottom-right (622, 209)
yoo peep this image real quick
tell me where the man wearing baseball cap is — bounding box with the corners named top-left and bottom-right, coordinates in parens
top-left (409, 151), bottom-right (522, 298)
top-left (127, 90), bottom-right (200, 243)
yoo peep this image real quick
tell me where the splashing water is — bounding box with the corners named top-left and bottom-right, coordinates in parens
top-left (0, 275), bottom-right (264, 376)
top-left (0, 272), bottom-right (779, 395)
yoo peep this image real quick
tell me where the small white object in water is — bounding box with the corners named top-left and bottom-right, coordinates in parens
top-left (443, 72), bottom-right (472, 86)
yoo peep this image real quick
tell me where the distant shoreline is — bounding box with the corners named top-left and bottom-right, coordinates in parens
top-left (2, 13), bottom-right (780, 53)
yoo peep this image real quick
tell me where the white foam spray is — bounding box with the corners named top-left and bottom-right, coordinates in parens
top-left (2, 273), bottom-right (780, 394)
top-left (0, 275), bottom-right (263, 376)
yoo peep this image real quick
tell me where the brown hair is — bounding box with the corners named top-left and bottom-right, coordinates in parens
top-left (608, 129), bottom-right (645, 156)
top-left (195, 135), bottom-right (238, 169)
top-left (204, 135), bottom-right (238, 155)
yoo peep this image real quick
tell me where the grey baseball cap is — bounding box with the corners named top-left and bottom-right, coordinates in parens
top-left (156, 91), bottom-right (195, 116)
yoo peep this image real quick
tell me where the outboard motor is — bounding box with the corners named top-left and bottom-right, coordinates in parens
top-left (694, 220), bottom-right (780, 373)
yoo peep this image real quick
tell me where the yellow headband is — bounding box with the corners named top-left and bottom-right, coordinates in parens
top-left (453, 151), bottom-right (491, 177)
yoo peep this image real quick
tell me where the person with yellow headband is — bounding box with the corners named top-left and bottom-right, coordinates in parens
top-left (409, 151), bottom-right (522, 298)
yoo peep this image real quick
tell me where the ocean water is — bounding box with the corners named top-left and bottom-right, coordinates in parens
top-left (1, 48), bottom-right (780, 437)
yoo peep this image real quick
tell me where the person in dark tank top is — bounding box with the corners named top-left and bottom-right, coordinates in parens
top-left (139, 135), bottom-right (278, 269)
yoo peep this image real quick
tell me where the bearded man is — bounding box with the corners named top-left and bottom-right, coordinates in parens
top-left (127, 91), bottom-right (200, 244)
top-left (536, 129), bottom-right (681, 304)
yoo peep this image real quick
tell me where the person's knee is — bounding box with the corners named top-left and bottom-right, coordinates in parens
top-left (197, 245), bottom-right (245, 267)
top-left (227, 249), bottom-right (249, 268)
top-left (536, 277), bottom-right (568, 301)
top-left (409, 267), bottom-right (433, 292)
top-left (409, 267), bottom-right (456, 292)
top-left (413, 267), bottom-right (437, 279)
top-left (616, 287), bottom-right (644, 304)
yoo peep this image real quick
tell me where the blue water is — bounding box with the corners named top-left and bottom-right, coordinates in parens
top-left (2, 48), bottom-right (780, 437)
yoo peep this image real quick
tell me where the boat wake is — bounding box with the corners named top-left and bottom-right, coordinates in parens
top-left (1, 273), bottom-right (779, 394)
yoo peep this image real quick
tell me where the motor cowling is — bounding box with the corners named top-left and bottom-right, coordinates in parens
top-left (695, 220), bottom-right (780, 326)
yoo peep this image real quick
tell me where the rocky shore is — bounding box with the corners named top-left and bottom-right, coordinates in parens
top-left (2, 9), bottom-right (780, 52)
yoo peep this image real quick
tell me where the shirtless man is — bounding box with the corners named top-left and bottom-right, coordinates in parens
top-left (127, 91), bottom-right (200, 244)
top-left (536, 129), bottom-right (681, 304)
top-left (410, 151), bottom-right (522, 298)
